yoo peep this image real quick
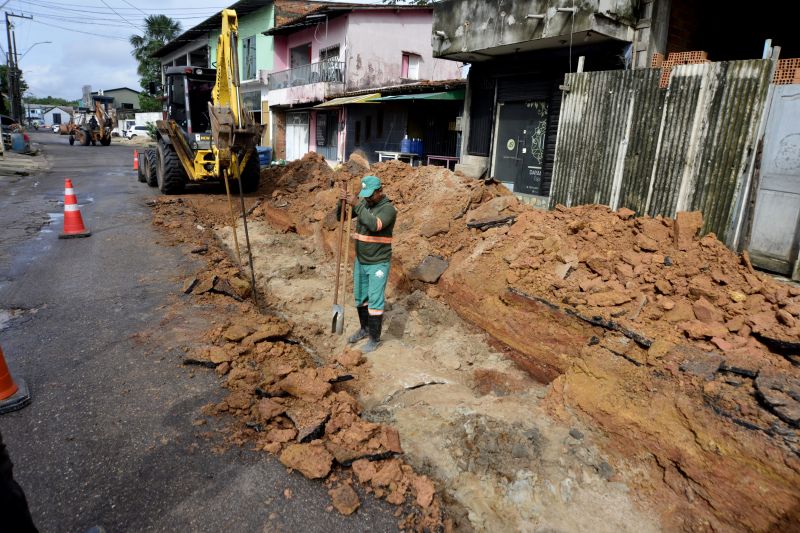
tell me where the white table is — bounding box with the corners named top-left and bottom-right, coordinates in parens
top-left (376, 151), bottom-right (420, 165)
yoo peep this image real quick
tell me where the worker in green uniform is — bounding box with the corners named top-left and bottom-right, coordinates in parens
top-left (339, 175), bottom-right (397, 353)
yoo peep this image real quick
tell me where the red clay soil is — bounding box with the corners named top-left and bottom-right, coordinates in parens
top-left (151, 199), bottom-right (447, 531)
top-left (254, 153), bottom-right (800, 532)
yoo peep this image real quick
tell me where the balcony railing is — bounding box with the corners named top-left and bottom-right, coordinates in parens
top-left (268, 60), bottom-right (345, 90)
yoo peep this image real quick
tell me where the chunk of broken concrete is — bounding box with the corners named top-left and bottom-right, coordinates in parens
top-left (412, 475), bottom-right (435, 508)
top-left (182, 277), bottom-right (199, 294)
top-left (371, 459), bottom-right (404, 488)
top-left (329, 483), bottom-right (361, 515)
top-left (207, 346), bottom-right (232, 364)
top-left (212, 277), bottom-right (244, 301)
top-left (336, 348), bottom-right (364, 368)
top-left (410, 255), bottom-right (449, 284)
top-left (673, 211), bottom-right (703, 251)
top-left (587, 290), bottom-right (632, 307)
top-left (280, 443), bottom-right (333, 479)
top-left (192, 275), bottom-right (217, 294)
top-left (277, 369), bottom-right (332, 400)
top-left (243, 322), bottom-right (293, 346)
top-left (223, 324), bottom-right (252, 342)
top-left (351, 458), bottom-right (377, 483)
top-left (257, 398), bottom-right (287, 421)
top-left (286, 400), bottom-right (330, 442)
top-left (264, 427), bottom-right (297, 443)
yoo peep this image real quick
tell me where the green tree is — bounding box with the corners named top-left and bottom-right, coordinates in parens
top-left (138, 93), bottom-right (162, 112)
top-left (130, 15), bottom-right (181, 107)
top-left (0, 64), bottom-right (28, 115)
top-left (26, 95), bottom-right (80, 107)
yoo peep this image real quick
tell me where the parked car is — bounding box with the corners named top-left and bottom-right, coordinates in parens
top-left (126, 125), bottom-right (149, 139)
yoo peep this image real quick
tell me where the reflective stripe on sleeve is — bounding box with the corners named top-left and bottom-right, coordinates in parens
top-left (375, 217), bottom-right (383, 231)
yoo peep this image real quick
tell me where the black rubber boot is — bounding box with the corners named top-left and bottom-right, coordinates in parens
top-left (362, 315), bottom-right (383, 353)
top-left (348, 306), bottom-right (369, 344)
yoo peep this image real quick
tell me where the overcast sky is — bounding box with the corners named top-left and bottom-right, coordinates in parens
top-left (5, 0), bottom-right (379, 100)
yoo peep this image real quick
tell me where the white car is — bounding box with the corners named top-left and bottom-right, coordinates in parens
top-left (126, 125), bottom-right (149, 139)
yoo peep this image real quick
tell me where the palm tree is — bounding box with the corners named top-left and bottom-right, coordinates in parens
top-left (130, 15), bottom-right (182, 92)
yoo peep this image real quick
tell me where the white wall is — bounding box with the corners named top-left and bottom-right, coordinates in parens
top-left (346, 10), bottom-right (462, 91)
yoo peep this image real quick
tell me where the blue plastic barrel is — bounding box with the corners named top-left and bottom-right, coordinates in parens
top-left (11, 133), bottom-right (27, 153)
top-left (400, 137), bottom-right (411, 154)
top-left (257, 146), bottom-right (273, 167)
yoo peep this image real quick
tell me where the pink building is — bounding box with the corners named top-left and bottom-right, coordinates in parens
top-left (265, 4), bottom-right (463, 162)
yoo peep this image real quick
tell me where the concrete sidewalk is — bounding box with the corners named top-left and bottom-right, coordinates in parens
top-left (0, 148), bottom-right (48, 177)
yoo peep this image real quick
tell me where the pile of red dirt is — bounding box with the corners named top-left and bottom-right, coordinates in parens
top-left (151, 197), bottom-right (446, 530)
top-left (252, 152), bottom-right (800, 531)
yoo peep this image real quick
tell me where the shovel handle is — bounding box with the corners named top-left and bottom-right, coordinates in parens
top-left (341, 179), bottom-right (353, 312)
top-left (332, 182), bottom-right (347, 305)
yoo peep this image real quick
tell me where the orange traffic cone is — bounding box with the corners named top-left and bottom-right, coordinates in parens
top-left (0, 346), bottom-right (31, 414)
top-left (133, 149), bottom-right (139, 170)
top-left (59, 178), bottom-right (91, 239)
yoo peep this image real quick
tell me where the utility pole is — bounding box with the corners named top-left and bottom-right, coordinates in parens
top-left (4, 12), bottom-right (32, 122)
top-left (5, 13), bottom-right (14, 120)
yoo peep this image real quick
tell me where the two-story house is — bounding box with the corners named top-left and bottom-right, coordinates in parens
top-left (264, 4), bottom-right (463, 162)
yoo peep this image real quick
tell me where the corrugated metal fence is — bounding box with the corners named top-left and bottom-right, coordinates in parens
top-left (550, 60), bottom-right (773, 245)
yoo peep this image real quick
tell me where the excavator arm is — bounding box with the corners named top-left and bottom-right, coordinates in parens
top-left (209, 9), bottom-right (257, 174)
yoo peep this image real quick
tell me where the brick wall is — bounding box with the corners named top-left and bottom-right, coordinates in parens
top-left (665, 0), bottom-right (702, 54)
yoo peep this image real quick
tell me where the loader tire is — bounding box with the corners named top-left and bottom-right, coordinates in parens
top-left (156, 141), bottom-right (185, 195)
top-left (145, 149), bottom-right (158, 187)
top-left (80, 129), bottom-right (90, 146)
top-left (238, 152), bottom-right (261, 193)
top-left (137, 152), bottom-right (146, 183)
top-left (100, 136), bottom-right (111, 146)
top-left (68, 135), bottom-right (75, 146)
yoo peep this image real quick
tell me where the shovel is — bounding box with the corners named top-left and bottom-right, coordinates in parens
top-left (331, 181), bottom-right (348, 334)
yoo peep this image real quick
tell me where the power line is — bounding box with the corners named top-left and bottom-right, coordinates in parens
top-left (9, 8), bottom-right (210, 25)
top-left (118, 0), bottom-right (149, 17)
top-left (14, 0), bottom-right (221, 15)
top-left (98, 0), bottom-right (145, 31)
top-left (28, 18), bottom-right (129, 40)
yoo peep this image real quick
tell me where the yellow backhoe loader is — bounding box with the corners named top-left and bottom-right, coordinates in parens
top-left (143, 9), bottom-right (259, 194)
top-left (68, 101), bottom-right (113, 146)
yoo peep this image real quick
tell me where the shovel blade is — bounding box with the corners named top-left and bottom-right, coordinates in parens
top-left (332, 304), bottom-right (344, 335)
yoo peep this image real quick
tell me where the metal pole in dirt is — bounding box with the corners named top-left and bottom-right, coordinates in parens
top-left (222, 169), bottom-right (243, 267)
top-left (235, 159), bottom-right (259, 307)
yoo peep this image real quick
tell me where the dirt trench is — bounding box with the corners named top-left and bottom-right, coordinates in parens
top-left (163, 150), bottom-right (800, 531)
top-left (212, 217), bottom-right (659, 532)
top-left (241, 153), bottom-right (800, 532)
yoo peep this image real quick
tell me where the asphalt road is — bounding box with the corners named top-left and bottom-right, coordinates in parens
top-left (0, 132), bottom-right (400, 532)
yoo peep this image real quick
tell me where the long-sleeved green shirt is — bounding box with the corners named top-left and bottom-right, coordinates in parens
top-left (338, 197), bottom-right (396, 264)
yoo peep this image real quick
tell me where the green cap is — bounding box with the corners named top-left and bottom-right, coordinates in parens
top-left (358, 175), bottom-right (382, 197)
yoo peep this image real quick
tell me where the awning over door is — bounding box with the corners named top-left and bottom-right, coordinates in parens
top-left (373, 89), bottom-right (465, 102)
top-left (314, 93), bottom-right (381, 108)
